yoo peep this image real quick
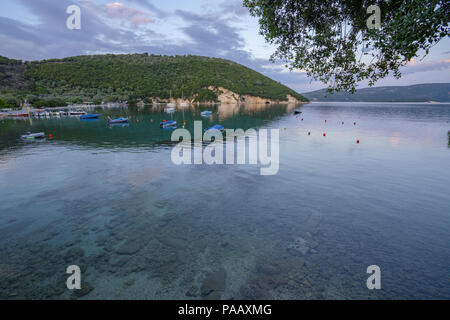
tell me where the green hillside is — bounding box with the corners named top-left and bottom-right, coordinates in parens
top-left (0, 53), bottom-right (307, 108)
top-left (303, 83), bottom-right (450, 102)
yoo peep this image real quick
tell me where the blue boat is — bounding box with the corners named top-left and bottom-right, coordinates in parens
top-left (160, 120), bottom-right (177, 128)
top-left (204, 124), bottom-right (225, 132)
top-left (80, 114), bottom-right (100, 120)
top-left (108, 116), bottom-right (128, 124)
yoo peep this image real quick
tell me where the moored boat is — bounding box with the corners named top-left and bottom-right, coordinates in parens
top-left (204, 124), bottom-right (225, 132)
top-left (165, 106), bottom-right (176, 113)
top-left (69, 110), bottom-right (87, 116)
top-left (21, 132), bottom-right (45, 140)
top-left (160, 120), bottom-right (177, 128)
top-left (107, 116), bottom-right (128, 124)
top-left (200, 110), bottom-right (213, 117)
top-left (8, 113), bottom-right (29, 118)
top-left (80, 114), bottom-right (100, 120)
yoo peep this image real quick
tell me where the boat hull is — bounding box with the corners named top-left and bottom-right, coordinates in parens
top-left (80, 114), bottom-right (100, 120)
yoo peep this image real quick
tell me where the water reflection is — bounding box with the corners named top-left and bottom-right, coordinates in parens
top-left (0, 103), bottom-right (298, 151)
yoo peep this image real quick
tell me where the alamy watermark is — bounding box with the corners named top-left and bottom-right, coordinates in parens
top-left (66, 5), bottom-right (81, 30)
top-left (170, 121), bottom-right (279, 175)
top-left (366, 265), bottom-right (381, 289)
top-left (66, 265), bottom-right (81, 290)
top-left (367, 4), bottom-right (381, 30)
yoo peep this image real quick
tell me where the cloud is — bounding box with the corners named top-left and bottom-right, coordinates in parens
top-left (218, 1), bottom-right (249, 17)
top-left (126, 0), bottom-right (168, 17)
top-left (105, 2), bottom-right (153, 25)
top-left (402, 59), bottom-right (450, 75)
top-left (175, 9), bottom-right (245, 53)
top-left (8, 0), bottom-right (446, 94)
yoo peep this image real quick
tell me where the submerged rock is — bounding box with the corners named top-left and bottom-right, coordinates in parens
top-left (73, 282), bottom-right (93, 298)
top-left (201, 268), bottom-right (226, 300)
top-left (114, 239), bottom-right (143, 255)
top-left (185, 286), bottom-right (198, 297)
top-left (124, 279), bottom-right (135, 287)
top-left (287, 237), bottom-right (318, 256)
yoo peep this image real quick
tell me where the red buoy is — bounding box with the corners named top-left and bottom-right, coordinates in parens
top-left (323, 133), bottom-right (326, 137)
top-left (325, 120), bottom-right (327, 123)
top-left (342, 121), bottom-right (344, 125)
top-left (354, 122), bottom-right (356, 126)
top-left (308, 132), bottom-right (311, 136)
top-left (301, 118), bottom-right (304, 121)
top-left (49, 134), bottom-right (53, 139)
top-left (357, 140), bottom-right (360, 144)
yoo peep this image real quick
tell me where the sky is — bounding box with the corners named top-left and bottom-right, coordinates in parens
top-left (0, 0), bottom-right (449, 93)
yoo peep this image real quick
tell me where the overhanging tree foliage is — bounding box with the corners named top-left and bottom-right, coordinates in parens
top-left (243, 0), bottom-right (449, 92)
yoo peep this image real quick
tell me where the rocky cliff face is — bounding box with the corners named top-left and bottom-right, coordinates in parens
top-left (208, 86), bottom-right (306, 105)
top-left (138, 86), bottom-right (306, 106)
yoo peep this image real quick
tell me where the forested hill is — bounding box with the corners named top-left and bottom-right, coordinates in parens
top-left (303, 83), bottom-right (450, 102)
top-left (0, 53), bottom-right (307, 107)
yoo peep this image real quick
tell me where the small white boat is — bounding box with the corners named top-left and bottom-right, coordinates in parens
top-left (21, 132), bottom-right (45, 140)
top-left (69, 110), bottom-right (87, 116)
top-left (38, 111), bottom-right (50, 118)
top-left (165, 106), bottom-right (176, 113)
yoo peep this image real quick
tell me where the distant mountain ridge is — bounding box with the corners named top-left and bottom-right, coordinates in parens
top-left (303, 83), bottom-right (450, 102)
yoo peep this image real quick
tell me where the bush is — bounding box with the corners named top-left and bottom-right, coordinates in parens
top-left (0, 97), bottom-right (9, 108)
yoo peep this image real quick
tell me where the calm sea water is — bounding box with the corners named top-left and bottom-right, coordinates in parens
top-left (0, 102), bottom-right (449, 299)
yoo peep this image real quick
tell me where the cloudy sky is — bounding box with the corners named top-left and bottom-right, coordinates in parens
top-left (0, 0), bottom-right (449, 93)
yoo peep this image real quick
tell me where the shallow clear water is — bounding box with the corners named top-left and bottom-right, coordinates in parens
top-left (0, 102), bottom-right (449, 299)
